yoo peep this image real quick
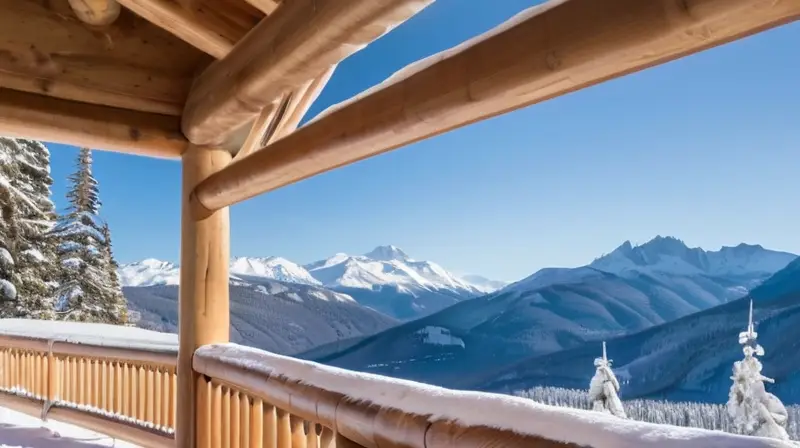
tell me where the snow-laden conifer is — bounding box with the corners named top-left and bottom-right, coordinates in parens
top-left (53, 147), bottom-right (127, 323)
top-left (727, 299), bottom-right (789, 440)
top-left (0, 138), bottom-right (59, 318)
top-left (589, 341), bottom-right (627, 418)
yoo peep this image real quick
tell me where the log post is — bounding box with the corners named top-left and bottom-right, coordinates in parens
top-left (177, 144), bottom-right (232, 448)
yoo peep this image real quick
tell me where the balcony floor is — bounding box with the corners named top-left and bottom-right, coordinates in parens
top-left (0, 406), bottom-right (139, 448)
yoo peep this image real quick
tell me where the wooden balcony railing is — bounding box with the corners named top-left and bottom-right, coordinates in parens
top-left (0, 326), bottom-right (794, 448)
top-left (0, 331), bottom-right (177, 447)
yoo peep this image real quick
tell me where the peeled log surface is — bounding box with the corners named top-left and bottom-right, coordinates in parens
top-left (67, 0), bottom-right (121, 26)
top-left (0, 89), bottom-right (186, 158)
top-left (181, 0), bottom-right (434, 145)
top-left (190, 0), bottom-right (800, 215)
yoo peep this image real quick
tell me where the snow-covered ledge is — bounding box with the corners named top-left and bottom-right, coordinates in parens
top-left (194, 343), bottom-right (796, 448)
top-left (0, 319), bottom-right (178, 353)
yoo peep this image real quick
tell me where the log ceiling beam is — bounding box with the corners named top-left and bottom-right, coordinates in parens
top-left (116, 0), bottom-right (250, 58)
top-left (243, 0), bottom-right (280, 15)
top-left (67, 0), bottom-right (122, 26)
top-left (189, 0), bottom-right (800, 216)
top-left (0, 89), bottom-right (186, 159)
top-left (181, 0), bottom-right (435, 145)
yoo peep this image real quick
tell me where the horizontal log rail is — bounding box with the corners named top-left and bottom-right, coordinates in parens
top-left (194, 343), bottom-right (788, 448)
top-left (0, 332), bottom-right (177, 447)
top-left (189, 0), bottom-right (800, 216)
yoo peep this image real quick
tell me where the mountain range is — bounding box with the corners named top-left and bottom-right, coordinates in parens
top-left (473, 257), bottom-right (800, 404)
top-left (304, 237), bottom-right (797, 388)
top-left (119, 245), bottom-right (506, 320)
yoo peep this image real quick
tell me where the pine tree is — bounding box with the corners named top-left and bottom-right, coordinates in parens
top-left (727, 300), bottom-right (789, 440)
top-left (100, 221), bottom-right (128, 324)
top-left (53, 147), bottom-right (124, 323)
top-left (0, 138), bottom-right (59, 319)
top-left (588, 341), bottom-right (627, 418)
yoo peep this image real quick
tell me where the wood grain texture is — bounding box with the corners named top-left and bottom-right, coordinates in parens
top-left (0, 89), bottom-right (185, 158)
top-left (242, 0), bottom-right (279, 15)
top-left (68, 0), bottom-right (121, 26)
top-left (116, 0), bottom-right (251, 58)
top-left (181, 0), bottom-right (434, 145)
top-left (190, 0), bottom-right (800, 214)
top-left (0, 0), bottom-right (210, 115)
top-left (176, 145), bottom-right (232, 448)
top-left (271, 66), bottom-right (337, 141)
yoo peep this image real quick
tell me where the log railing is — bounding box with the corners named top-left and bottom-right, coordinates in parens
top-left (0, 330), bottom-right (795, 447)
top-left (0, 332), bottom-right (176, 447)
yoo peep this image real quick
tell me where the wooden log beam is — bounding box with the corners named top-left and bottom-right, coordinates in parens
top-left (68, 0), bottom-right (122, 26)
top-left (0, 0), bottom-right (203, 116)
top-left (0, 89), bottom-right (185, 159)
top-left (242, 0), bottom-right (280, 15)
top-left (181, 0), bottom-right (435, 145)
top-left (176, 145), bottom-right (231, 448)
top-left (116, 0), bottom-right (249, 58)
top-left (271, 66), bottom-right (337, 141)
top-left (189, 0), bottom-right (800, 215)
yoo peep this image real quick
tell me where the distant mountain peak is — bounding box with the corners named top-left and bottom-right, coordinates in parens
top-left (591, 236), bottom-right (796, 277)
top-left (364, 245), bottom-right (411, 261)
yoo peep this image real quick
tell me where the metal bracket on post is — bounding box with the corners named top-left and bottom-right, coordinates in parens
top-left (41, 339), bottom-right (56, 422)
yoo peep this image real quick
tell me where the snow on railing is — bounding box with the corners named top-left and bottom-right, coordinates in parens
top-left (0, 321), bottom-right (177, 447)
top-left (194, 343), bottom-right (797, 448)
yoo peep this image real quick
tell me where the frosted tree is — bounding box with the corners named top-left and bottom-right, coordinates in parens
top-left (53, 147), bottom-right (123, 323)
top-left (589, 341), bottom-right (627, 418)
top-left (727, 300), bottom-right (789, 440)
top-left (100, 221), bottom-right (128, 324)
top-left (0, 138), bottom-right (59, 319)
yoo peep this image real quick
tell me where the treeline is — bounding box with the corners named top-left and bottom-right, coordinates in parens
top-left (0, 138), bottom-right (127, 324)
top-left (517, 386), bottom-right (800, 441)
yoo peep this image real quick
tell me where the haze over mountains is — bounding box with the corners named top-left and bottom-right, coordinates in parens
top-left (120, 245), bottom-right (505, 320)
top-left (303, 237), bottom-right (797, 388)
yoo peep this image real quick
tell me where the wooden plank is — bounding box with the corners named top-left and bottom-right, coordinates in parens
top-left (0, 89), bottom-right (186, 159)
top-left (190, 0), bottom-right (800, 215)
top-left (181, 0), bottom-right (435, 145)
top-left (0, 0), bottom-right (208, 115)
top-left (116, 0), bottom-right (250, 58)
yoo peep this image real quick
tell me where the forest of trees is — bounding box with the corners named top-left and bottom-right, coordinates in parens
top-left (0, 138), bottom-right (127, 324)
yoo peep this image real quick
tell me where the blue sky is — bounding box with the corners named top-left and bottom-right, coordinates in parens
top-left (46, 1), bottom-right (800, 282)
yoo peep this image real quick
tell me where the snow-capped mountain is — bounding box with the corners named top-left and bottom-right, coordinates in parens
top-left (118, 257), bottom-right (321, 287)
top-left (459, 274), bottom-right (510, 293)
top-left (118, 259), bottom-right (180, 287)
top-left (475, 258), bottom-right (800, 404)
top-left (590, 236), bottom-right (796, 278)
top-left (229, 256), bottom-right (321, 286)
top-left (306, 237), bottom-right (798, 388)
top-left (119, 247), bottom-right (503, 320)
top-left (304, 246), bottom-right (488, 319)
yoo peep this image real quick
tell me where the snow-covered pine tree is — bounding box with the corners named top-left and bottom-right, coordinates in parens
top-left (0, 138), bottom-right (59, 319)
top-left (589, 341), bottom-right (627, 418)
top-left (53, 147), bottom-right (124, 323)
top-left (100, 221), bottom-right (128, 324)
top-left (727, 300), bottom-right (789, 440)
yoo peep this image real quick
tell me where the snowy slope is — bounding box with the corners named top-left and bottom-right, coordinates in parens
top-left (474, 258), bottom-right (800, 404)
top-left (0, 406), bottom-right (140, 447)
top-left (305, 246), bottom-right (489, 319)
top-left (124, 277), bottom-right (397, 355)
top-left (117, 258), bottom-right (179, 287)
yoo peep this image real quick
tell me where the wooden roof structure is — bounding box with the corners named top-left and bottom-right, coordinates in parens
top-left (0, 0), bottom-right (798, 447)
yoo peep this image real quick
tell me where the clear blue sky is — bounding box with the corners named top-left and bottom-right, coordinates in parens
top-left (46, 0), bottom-right (800, 282)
